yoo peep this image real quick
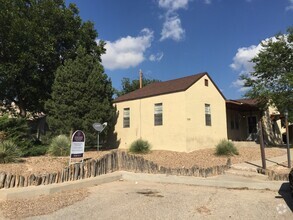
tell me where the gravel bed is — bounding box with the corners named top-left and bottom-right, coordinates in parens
top-left (0, 147), bottom-right (287, 176)
top-left (138, 147), bottom-right (287, 168)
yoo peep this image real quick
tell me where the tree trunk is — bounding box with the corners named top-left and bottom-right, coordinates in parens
top-left (18, 101), bottom-right (27, 117)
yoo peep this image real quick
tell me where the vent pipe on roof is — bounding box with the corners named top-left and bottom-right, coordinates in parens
top-left (139, 69), bottom-right (143, 89)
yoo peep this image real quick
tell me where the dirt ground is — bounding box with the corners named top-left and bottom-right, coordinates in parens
top-left (0, 146), bottom-right (287, 176)
top-left (0, 181), bottom-right (291, 219)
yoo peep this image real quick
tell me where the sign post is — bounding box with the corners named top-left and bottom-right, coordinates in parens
top-left (70, 130), bottom-right (85, 165)
top-left (93, 122), bottom-right (107, 151)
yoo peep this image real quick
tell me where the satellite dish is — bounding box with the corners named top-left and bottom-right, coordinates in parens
top-left (93, 122), bottom-right (107, 132)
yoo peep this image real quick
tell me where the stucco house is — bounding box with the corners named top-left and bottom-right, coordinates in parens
top-left (113, 72), bottom-right (227, 152)
top-left (113, 72), bottom-right (289, 152)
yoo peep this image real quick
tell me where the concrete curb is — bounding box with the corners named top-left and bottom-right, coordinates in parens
top-left (0, 171), bottom-right (289, 200)
top-left (0, 172), bottom-right (122, 200)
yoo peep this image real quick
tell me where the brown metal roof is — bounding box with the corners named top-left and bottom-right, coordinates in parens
top-left (113, 72), bottom-right (225, 103)
top-left (226, 98), bottom-right (260, 111)
top-left (235, 98), bottom-right (258, 106)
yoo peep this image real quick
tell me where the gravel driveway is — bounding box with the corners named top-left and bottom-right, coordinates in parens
top-left (12, 180), bottom-right (292, 220)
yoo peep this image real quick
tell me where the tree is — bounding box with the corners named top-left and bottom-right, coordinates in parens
top-left (46, 47), bottom-right (115, 146)
top-left (0, 0), bottom-right (105, 117)
top-left (241, 27), bottom-right (293, 122)
top-left (116, 76), bottom-right (160, 97)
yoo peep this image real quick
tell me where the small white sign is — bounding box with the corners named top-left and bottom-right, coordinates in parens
top-left (70, 130), bottom-right (85, 158)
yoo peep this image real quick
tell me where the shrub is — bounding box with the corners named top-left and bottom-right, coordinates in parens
top-left (129, 139), bottom-right (151, 154)
top-left (215, 139), bottom-right (239, 156)
top-left (48, 135), bottom-right (71, 156)
top-left (0, 114), bottom-right (33, 155)
top-left (22, 144), bottom-right (49, 157)
top-left (0, 140), bottom-right (20, 163)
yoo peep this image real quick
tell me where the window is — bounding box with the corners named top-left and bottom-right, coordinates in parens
top-left (154, 103), bottom-right (163, 126)
top-left (231, 114), bottom-right (239, 130)
top-left (230, 118), bottom-right (235, 130)
top-left (123, 108), bottom-right (130, 128)
top-left (204, 79), bottom-right (209, 87)
top-left (205, 104), bottom-right (211, 126)
top-left (235, 114), bottom-right (239, 130)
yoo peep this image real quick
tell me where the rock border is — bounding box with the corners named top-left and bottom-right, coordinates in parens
top-left (257, 168), bottom-right (289, 181)
top-left (0, 150), bottom-right (231, 189)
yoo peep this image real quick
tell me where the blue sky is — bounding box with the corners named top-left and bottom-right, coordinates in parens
top-left (66, 0), bottom-right (293, 99)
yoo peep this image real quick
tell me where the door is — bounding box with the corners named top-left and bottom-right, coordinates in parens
top-left (247, 116), bottom-right (257, 141)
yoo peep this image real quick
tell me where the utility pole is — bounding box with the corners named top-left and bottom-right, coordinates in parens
top-left (139, 69), bottom-right (143, 89)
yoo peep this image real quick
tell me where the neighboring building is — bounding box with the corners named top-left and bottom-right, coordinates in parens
top-left (113, 72), bottom-right (227, 152)
top-left (226, 99), bottom-right (260, 142)
top-left (226, 99), bottom-right (284, 145)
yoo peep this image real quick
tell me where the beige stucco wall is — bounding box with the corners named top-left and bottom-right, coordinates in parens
top-left (114, 75), bottom-right (227, 152)
top-left (184, 75), bottom-right (227, 151)
top-left (262, 106), bottom-right (283, 145)
top-left (114, 91), bottom-right (187, 151)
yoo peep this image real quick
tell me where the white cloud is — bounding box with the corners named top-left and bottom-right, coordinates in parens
top-left (230, 42), bottom-right (263, 92)
top-left (286, 0), bottom-right (293, 11)
top-left (230, 37), bottom-right (279, 92)
top-left (158, 0), bottom-right (191, 41)
top-left (158, 0), bottom-right (189, 11)
top-left (230, 44), bottom-right (261, 75)
top-left (101, 29), bottom-right (154, 70)
top-left (204, 0), bottom-right (212, 4)
top-left (149, 52), bottom-right (164, 62)
top-left (160, 15), bottom-right (185, 41)
top-left (231, 79), bottom-right (250, 92)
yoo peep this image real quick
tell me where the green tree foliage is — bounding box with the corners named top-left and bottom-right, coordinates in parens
top-left (116, 76), bottom-right (160, 97)
top-left (0, 114), bottom-right (32, 153)
top-left (0, 0), bottom-right (105, 117)
top-left (46, 47), bottom-right (115, 146)
top-left (241, 27), bottom-right (293, 121)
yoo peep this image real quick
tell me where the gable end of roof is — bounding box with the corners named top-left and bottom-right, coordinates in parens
top-left (113, 72), bottom-right (226, 103)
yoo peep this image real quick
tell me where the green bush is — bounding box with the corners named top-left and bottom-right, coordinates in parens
top-left (0, 114), bottom-right (33, 155)
top-left (22, 144), bottom-right (49, 157)
top-left (129, 139), bottom-right (151, 154)
top-left (0, 140), bottom-right (21, 163)
top-left (48, 135), bottom-right (70, 156)
top-left (215, 139), bottom-right (239, 156)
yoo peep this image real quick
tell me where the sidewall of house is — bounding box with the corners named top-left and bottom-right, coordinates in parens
top-left (114, 92), bottom-right (187, 152)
